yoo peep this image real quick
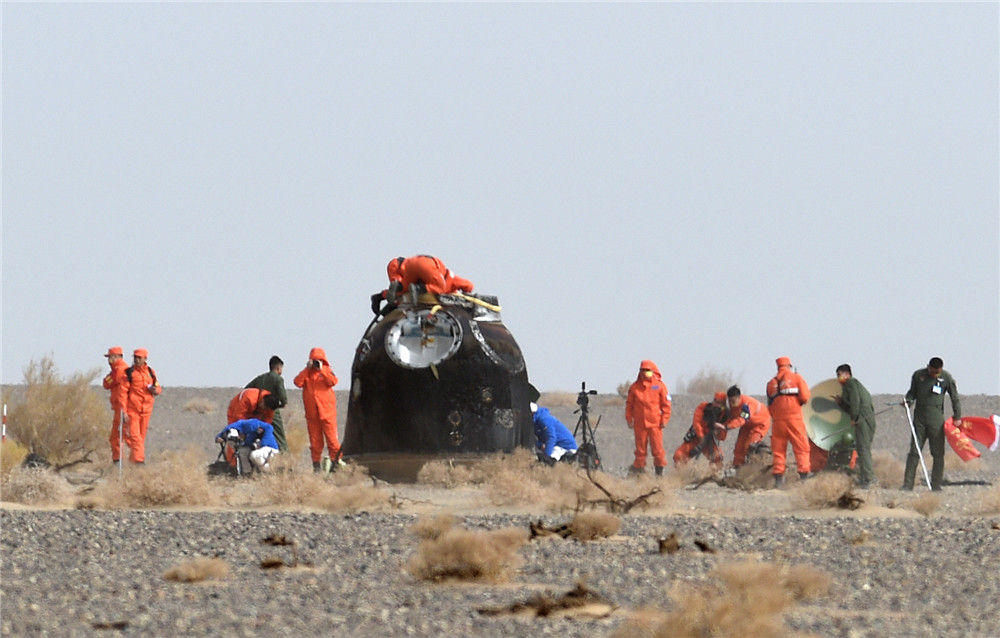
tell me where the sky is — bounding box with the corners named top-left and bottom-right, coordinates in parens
top-left (2, 3), bottom-right (998, 396)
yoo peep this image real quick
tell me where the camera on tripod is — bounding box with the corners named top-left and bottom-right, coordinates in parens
top-left (572, 381), bottom-right (602, 471)
top-left (576, 381), bottom-right (598, 411)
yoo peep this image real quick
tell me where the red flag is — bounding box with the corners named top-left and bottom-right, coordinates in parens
top-left (956, 415), bottom-right (1000, 451)
top-left (944, 418), bottom-right (981, 462)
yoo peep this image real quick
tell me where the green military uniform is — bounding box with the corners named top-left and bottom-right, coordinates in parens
top-left (904, 368), bottom-right (961, 491)
top-left (841, 377), bottom-right (876, 486)
top-left (246, 371), bottom-right (289, 451)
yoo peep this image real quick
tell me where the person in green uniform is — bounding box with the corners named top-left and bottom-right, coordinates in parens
top-left (903, 357), bottom-right (961, 491)
top-left (245, 356), bottom-right (289, 452)
top-left (834, 364), bottom-right (877, 488)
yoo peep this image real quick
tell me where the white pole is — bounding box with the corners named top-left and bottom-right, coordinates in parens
top-left (904, 402), bottom-right (932, 489)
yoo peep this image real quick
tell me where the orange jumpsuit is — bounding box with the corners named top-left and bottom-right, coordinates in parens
top-left (387, 255), bottom-right (474, 296)
top-left (724, 395), bottom-right (772, 467)
top-left (294, 347), bottom-right (340, 464)
top-left (103, 357), bottom-right (129, 462)
top-left (226, 388), bottom-right (274, 425)
top-left (124, 363), bottom-right (161, 463)
top-left (673, 401), bottom-right (727, 466)
top-left (766, 357), bottom-right (810, 476)
top-left (625, 360), bottom-right (672, 470)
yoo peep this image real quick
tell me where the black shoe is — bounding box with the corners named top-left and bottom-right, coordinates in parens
top-left (931, 486), bottom-right (942, 492)
top-left (798, 472), bottom-right (812, 480)
top-left (312, 462), bottom-right (321, 473)
top-left (628, 466), bottom-right (645, 475)
top-left (654, 466), bottom-right (664, 476)
top-left (774, 474), bottom-right (785, 488)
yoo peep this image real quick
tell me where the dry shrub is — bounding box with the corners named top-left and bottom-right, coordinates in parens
top-left (410, 513), bottom-right (459, 540)
top-left (872, 452), bottom-right (903, 487)
top-left (909, 493), bottom-right (941, 517)
top-left (1, 466), bottom-right (74, 506)
top-left (601, 395), bottom-right (625, 407)
top-left (617, 381), bottom-right (631, 399)
top-left (674, 366), bottom-right (738, 395)
top-left (480, 449), bottom-right (675, 512)
top-left (96, 447), bottom-right (217, 508)
top-left (163, 557), bottom-right (229, 582)
top-left (406, 518), bottom-right (528, 582)
top-left (236, 465), bottom-right (389, 512)
top-left (1, 439), bottom-right (30, 480)
top-left (6, 356), bottom-right (106, 467)
top-left (977, 484), bottom-right (1000, 514)
top-left (281, 408), bottom-right (309, 460)
top-left (568, 511), bottom-right (621, 541)
top-left (796, 472), bottom-right (855, 509)
top-left (416, 459), bottom-right (477, 487)
top-left (182, 397), bottom-right (216, 414)
top-left (538, 392), bottom-right (577, 409)
top-left (615, 559), bottom-right (830, 638)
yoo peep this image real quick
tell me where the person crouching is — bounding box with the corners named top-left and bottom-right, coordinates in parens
top-left (530, 402), bottom-right (579, 466)
top-left (215, 418), bottom-right (280, 474)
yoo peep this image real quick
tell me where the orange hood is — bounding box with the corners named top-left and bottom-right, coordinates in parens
top-left (637, 359), bottom-right (662, 381)
top-left (309, 347), bottom-right (330, 366)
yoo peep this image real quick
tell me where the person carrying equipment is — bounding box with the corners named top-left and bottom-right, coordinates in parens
top-left (626, 360), bottom-right (672, 475)
top-left (123, 348), bottom-right (162, 464)
top-left (226, 388), bottom-right (280, 425)
top-left (530, 402), bottom-right (579, 465)
top-left (102, 346), bottom-right (129, 464)
top-left (723, 385), bottom-right (772, 467)
top-left (673, 394), bottom-right (728, 467)
top-left (903, 357), bottom-right (962, 491)
top-left (215, 418), bottom-right (280, 475)
top-left (294, 347), bottom-right (341, 473)
top-left (766, 356), bottom-right (810, 487)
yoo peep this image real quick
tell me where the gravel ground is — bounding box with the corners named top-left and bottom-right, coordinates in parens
top-left (3, 508), bottom-right (999, 637)
top-left (2, 388), bottom-right (999, 637)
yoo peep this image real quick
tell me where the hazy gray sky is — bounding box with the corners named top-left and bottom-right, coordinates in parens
top-left (3, 3), bottom-right (998, 396)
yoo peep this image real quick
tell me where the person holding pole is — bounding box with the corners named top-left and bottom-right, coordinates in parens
top-left (903, 357), bottom-right (961, 491)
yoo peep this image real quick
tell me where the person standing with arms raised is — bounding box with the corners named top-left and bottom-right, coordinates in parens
top-left (294, 347), bottom-right (340, 472)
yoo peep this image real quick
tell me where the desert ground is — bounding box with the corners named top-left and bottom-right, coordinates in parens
top-left (2, 385), bottom-right (999, 637)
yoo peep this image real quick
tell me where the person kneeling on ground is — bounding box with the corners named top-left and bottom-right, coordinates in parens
top-left (530, 402), bottom-right (579, 466)
top-left (215, 418), bottom-right (280, 474)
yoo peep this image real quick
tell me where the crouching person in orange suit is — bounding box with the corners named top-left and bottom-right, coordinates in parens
top-left (294, 347), bottom-right (341, 472)
top-left (723, 385), bottom-right (772, 467)
top-left (674, 393), bottom-right (728, 467)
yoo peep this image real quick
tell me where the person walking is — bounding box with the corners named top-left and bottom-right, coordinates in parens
top-left (123, 348), bottom-right (161, 464)
top-left (903, 357), bottom-right (962, 491)
top-left (833, 364), bottom-right (877, 488)
top-left (723, 385), bottom-right (772, 467)
top-left (294, 347), bottom-right (341, 472)
top-left (766, 356), bottom-right (810, 487)
top-left (245, 356), bottom-right (289, 451)
top-left (625, 360), bottom-right (672, 475)
top-left (101, 346), bottom-right (129, 464)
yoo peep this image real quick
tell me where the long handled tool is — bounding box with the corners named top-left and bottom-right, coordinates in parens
top-left (119, 412), bottom-right (125, 478)
top-left (903, 402), bottom-right (932, 489)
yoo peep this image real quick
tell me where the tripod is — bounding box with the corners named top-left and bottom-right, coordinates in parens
top-left (573, 382), bottom-right (602, 471)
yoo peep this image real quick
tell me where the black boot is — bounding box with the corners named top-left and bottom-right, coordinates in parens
top-left (798, 471), bottom-right (812, 480)
top-left (774, 474), bottom-right (784, 488)
top-left (313, 462), bottom-right (321, 473)
top-left (654, 466), bottom-right (664, 476)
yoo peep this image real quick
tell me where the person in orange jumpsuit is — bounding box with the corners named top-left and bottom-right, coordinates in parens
top-left (373, 255), bottom-right (475, 314)
top-left (625, 360), bottom-right (672, 475)
top-left (294, 347), bottom-right (341, 472)
top-left (766, 356), bottom-right (811, 486)
top-left (226, 388), bottom-right (279, 425)
top-left (102, 346), bottom-right (129, 464)
top-left (123, 348), bottom-right (161, 464)
top-left (723, 385), bottom-right (772, 467)
top-left (673, 393), bottom-right (728, 467)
